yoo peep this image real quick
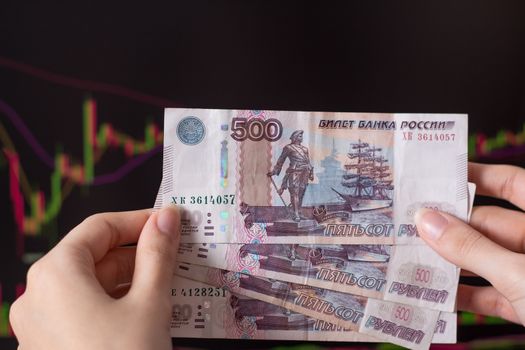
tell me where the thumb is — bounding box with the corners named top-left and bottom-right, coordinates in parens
top-left (129, 206), bottom-right (180, 303)
top-left (414, 208), bottom-right (524, 301)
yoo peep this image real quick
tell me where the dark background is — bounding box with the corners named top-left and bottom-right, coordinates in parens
top-left (1, 1), bottom-right (524, 349)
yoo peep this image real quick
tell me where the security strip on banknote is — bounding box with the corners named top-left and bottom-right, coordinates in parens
top-left (170, 275), bottom-right (456, 343)
top-left (161, 109), bottom-right (468, 244)
top-left (174, 262), bottom-right (442, 350)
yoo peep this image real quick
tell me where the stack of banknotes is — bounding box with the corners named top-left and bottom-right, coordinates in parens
top-left (155, 109), bottom-right (472, 350)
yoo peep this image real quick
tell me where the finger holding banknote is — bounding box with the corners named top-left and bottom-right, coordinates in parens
top-left (415, 208), bottom-right (524, 324)
top-left (456, 204), bottom-right (525, 278)
top-left (456, 285), bottom-right (521, 324)
top-left (415, 163), bottom-right (525, 325)
top-left (468, 205), bottom-right (525, 253)
top-left (468, 162), bottom-right (525, 251)
top-left (468, 162), bottom-right (525, 210)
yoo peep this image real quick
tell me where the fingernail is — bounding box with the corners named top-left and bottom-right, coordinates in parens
top-left (156, 207), bottom-right (179, 236)
top-left (414, 208), bottom-right (448, 240)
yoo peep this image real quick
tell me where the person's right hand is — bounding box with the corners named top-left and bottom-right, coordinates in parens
top-left (415, 162), bottom-right (525, 325)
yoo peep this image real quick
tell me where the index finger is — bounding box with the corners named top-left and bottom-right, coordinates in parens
top-left (469, 162), bottom-right (525, 210)
top-left (59, 209), bottom-right (153, 264)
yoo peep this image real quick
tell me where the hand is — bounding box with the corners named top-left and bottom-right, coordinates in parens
top-left (415, 162), bottom-right (525, 325)
top-left (9, 206), bottom-right (180, 350)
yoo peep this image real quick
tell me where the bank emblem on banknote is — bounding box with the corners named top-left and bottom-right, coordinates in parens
top-left (177, 116), bottom-right (206, 145)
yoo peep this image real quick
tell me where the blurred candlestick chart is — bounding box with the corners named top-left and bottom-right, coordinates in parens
top-left (1, 97), bottom-right (163, 239)
top-left (0, 56), bottom-right (177, 339)
top-left (469, 126), bottom-right (525, 160)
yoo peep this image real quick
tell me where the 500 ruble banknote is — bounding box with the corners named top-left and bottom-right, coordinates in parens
top-left (160, 109), bottom-right (468, 244)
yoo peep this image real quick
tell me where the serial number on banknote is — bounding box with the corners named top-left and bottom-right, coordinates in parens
top-left (171, 287), bottom-right (227, 297)
top-left (170, 194), bottom-right (236, 205)
top-left (415, 133), bottom-right (456, 142)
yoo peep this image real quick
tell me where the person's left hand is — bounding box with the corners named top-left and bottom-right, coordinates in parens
top-left (9, 206), bottom-right (180, 350)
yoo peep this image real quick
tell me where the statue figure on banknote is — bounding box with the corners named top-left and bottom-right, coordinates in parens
top-left (239, 130), bottom-right (323, 235)
top-left (267, 130), bottom-right (314, 222)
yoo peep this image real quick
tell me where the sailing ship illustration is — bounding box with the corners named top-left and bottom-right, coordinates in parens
top-left (331, 140), bottom-right (393, 211)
